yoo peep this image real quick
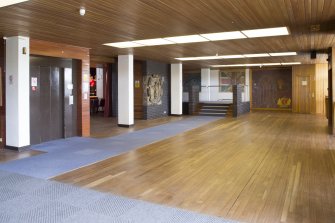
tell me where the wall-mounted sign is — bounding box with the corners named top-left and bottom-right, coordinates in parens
top-left (302, 80), bottom-right (307, 86)
top-left (135, 80), bottom-right (140, 88)
top-left (83, 74), bottom-right (89, 82)
top-left (31, 77), bottom-right (38, 87)
top-left (83, 83), bottom-right (89, 92)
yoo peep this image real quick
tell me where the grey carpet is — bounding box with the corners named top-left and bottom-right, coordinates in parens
top-left (0, 170), bottom-right (239, 223)
top-left (0, 116), bottom-right (221, 179)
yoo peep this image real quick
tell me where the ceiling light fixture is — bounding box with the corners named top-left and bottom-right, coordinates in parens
top-left (244, 53), bottom-right (270, 58)
top-left (200, 31), bottom-right (246, 41)
top-left (103, 42), bottom-right (144, 48)
top-left (211, 62), bottom-right (301, 68)
top-left (0, 0), bottom-right (29, 8)
top-left (281, 62), bottom-right (301, 65)
top-left (164, 35), bottom-right (208, 44)
top-left (175, 51), bottom-right (297, 61)
top-left (242, 27), bottom-right (289, 38)
top-left (269, 52), bottom-right (297, 56)
top-left (132, 38), bottom-right (174, 46)
top-left (262, 63), bottom-right (282, 66)
top-left (79, 7), bottom-right (86, 16)
top-left (104, 26), bottom-right (290, 49)
top-left (211, 64), bottom-right (246, 68)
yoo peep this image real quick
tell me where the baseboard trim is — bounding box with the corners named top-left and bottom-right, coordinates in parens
top-left (6, 145), bottom-right (31, 152)
top-left (170, 114), bottom-right (183, 116)
top-left (118, 124), bottom-right (134, 128)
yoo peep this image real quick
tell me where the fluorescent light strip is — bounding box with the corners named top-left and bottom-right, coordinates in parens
top-left (200, 31), bottom-right (246, 41)
top-left (281, 62), bottom-right (301, 65)
top-left (270, 52), bottom-right (297, 56)
top-left (133, 38), bottom-right (174, 46)
top-left (242, 27), bottom-right (289, 38)
top-left (0, 0), bottom-right (29, 8)
top-left (104, 26), bottom-right (290, 48)
top-left (244, 53), bottom-right (270, 58)
top-left (175, 55), bottom-right (245, 61)
top-left (175, 52), bottom-right (296, 61)
top-left (211, 62), bottom-right (301, 68)
top-left (262, 63), bottom-right (282, 66)
top-left (103, 42), bottom-right (144, 48)
top-left (164, 35), bottom-right (208, 43)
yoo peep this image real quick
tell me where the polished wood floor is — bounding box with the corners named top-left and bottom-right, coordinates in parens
top-left (55, 112), bottom-right (335, 223)
top-left (90, 114), bottom-right (186, 138)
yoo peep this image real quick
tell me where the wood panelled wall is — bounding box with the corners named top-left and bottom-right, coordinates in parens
top-left (30, 39), bottom-right (90, 136)
top-left (315, 64), bottom-right (328, 115)
top-left (292, 64), bottom-right (328, 115)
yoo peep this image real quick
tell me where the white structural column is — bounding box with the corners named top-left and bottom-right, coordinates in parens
top-left (200, 68), bottom-right (211, 102)
top-left (171, 63), bottom-right (183, 115)
top-left (118, 55), bottom-right (134, 126)
top-left (96, 67), bottom-right (104, 99)
top-left (244, 68), bottom-right (250, 102)
top-left (6, 36), bottom-right (30, 149)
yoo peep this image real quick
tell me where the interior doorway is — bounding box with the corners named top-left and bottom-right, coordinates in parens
top-left (296, 75), bottom-right (311, 113)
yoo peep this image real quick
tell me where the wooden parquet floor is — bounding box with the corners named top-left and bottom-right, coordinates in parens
top-left (54, 112), bottom-right (335, 223)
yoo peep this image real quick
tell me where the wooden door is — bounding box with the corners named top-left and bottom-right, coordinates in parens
top-left (296, 75), bottom-right (311, 113)
top-left (134, 61), bottom-right (143, 119)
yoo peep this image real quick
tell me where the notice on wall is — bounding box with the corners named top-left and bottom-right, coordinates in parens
top-left (31, 77), bottom-right (38, 87)
top-left (301, 80), bottom-right (307, 86)
top-left (83, 83), bottom-right (89, 92)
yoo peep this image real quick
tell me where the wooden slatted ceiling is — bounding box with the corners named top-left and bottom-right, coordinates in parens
top-left (0, 0), bottom-right (335, 68)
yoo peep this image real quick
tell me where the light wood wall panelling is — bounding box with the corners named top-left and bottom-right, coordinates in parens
top-left (315, 64), bottom-right (328, 115)
top-left (30, 39), bottom-right (90, 137)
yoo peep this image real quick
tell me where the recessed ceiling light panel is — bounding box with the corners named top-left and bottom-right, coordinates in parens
top-left (164, 35), bottom-right (209, 43)
top-left (262, 63), bottom-right (282, 66)
top-left (244, 53), bottom-right (270, 58)
top-left (269, 52), bottom-right (297, 56)
top-left (103, 42), bottom-right (144, 48)
top-left (133, 38), bottom-right (174, 46)
top-left (0, 0), bottom-right (29, 8)
top-left (281, 62), bottom-right (301, 65)
top-left (242, 27), bottom-right (289, 38)
top-left (211, 64), bottom-right (246, 68)
top-left (200, 31), bottom-right (246, 41)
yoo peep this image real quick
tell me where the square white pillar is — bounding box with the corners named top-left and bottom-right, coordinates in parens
top-left (244, 68), bottom-right (250, 102)
top-left (200, 68), bottom-right (210, 102)
top-left (171, 63), bottom-right (183, 115)
top-left (118, 55), bottom-right (134, 126)
top-left (6, 36), bottom-right (30, 149)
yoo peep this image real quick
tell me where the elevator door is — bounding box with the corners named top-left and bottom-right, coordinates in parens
top-left (30, 66), bottom-right (64, 144)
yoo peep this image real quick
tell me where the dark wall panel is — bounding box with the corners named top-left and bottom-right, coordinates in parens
top-left (143, 60), bottom-right (170, 120)
top-left (252, 68), bottom-right (292, 109)
top-left (29, 66), bottom-right (40, 145)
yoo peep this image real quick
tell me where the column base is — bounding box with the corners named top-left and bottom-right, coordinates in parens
top-left (6, 145), bottom-right (31, 152)
top-left (118, 124), bottom-right (134, 128)
top-left (170, 114), bottom-right (183, 116)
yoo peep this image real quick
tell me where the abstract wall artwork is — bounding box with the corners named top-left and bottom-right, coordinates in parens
top-left (144, 74), bottom-right (163, 105)
top-left (219, 70), bottom-right (245, 92)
